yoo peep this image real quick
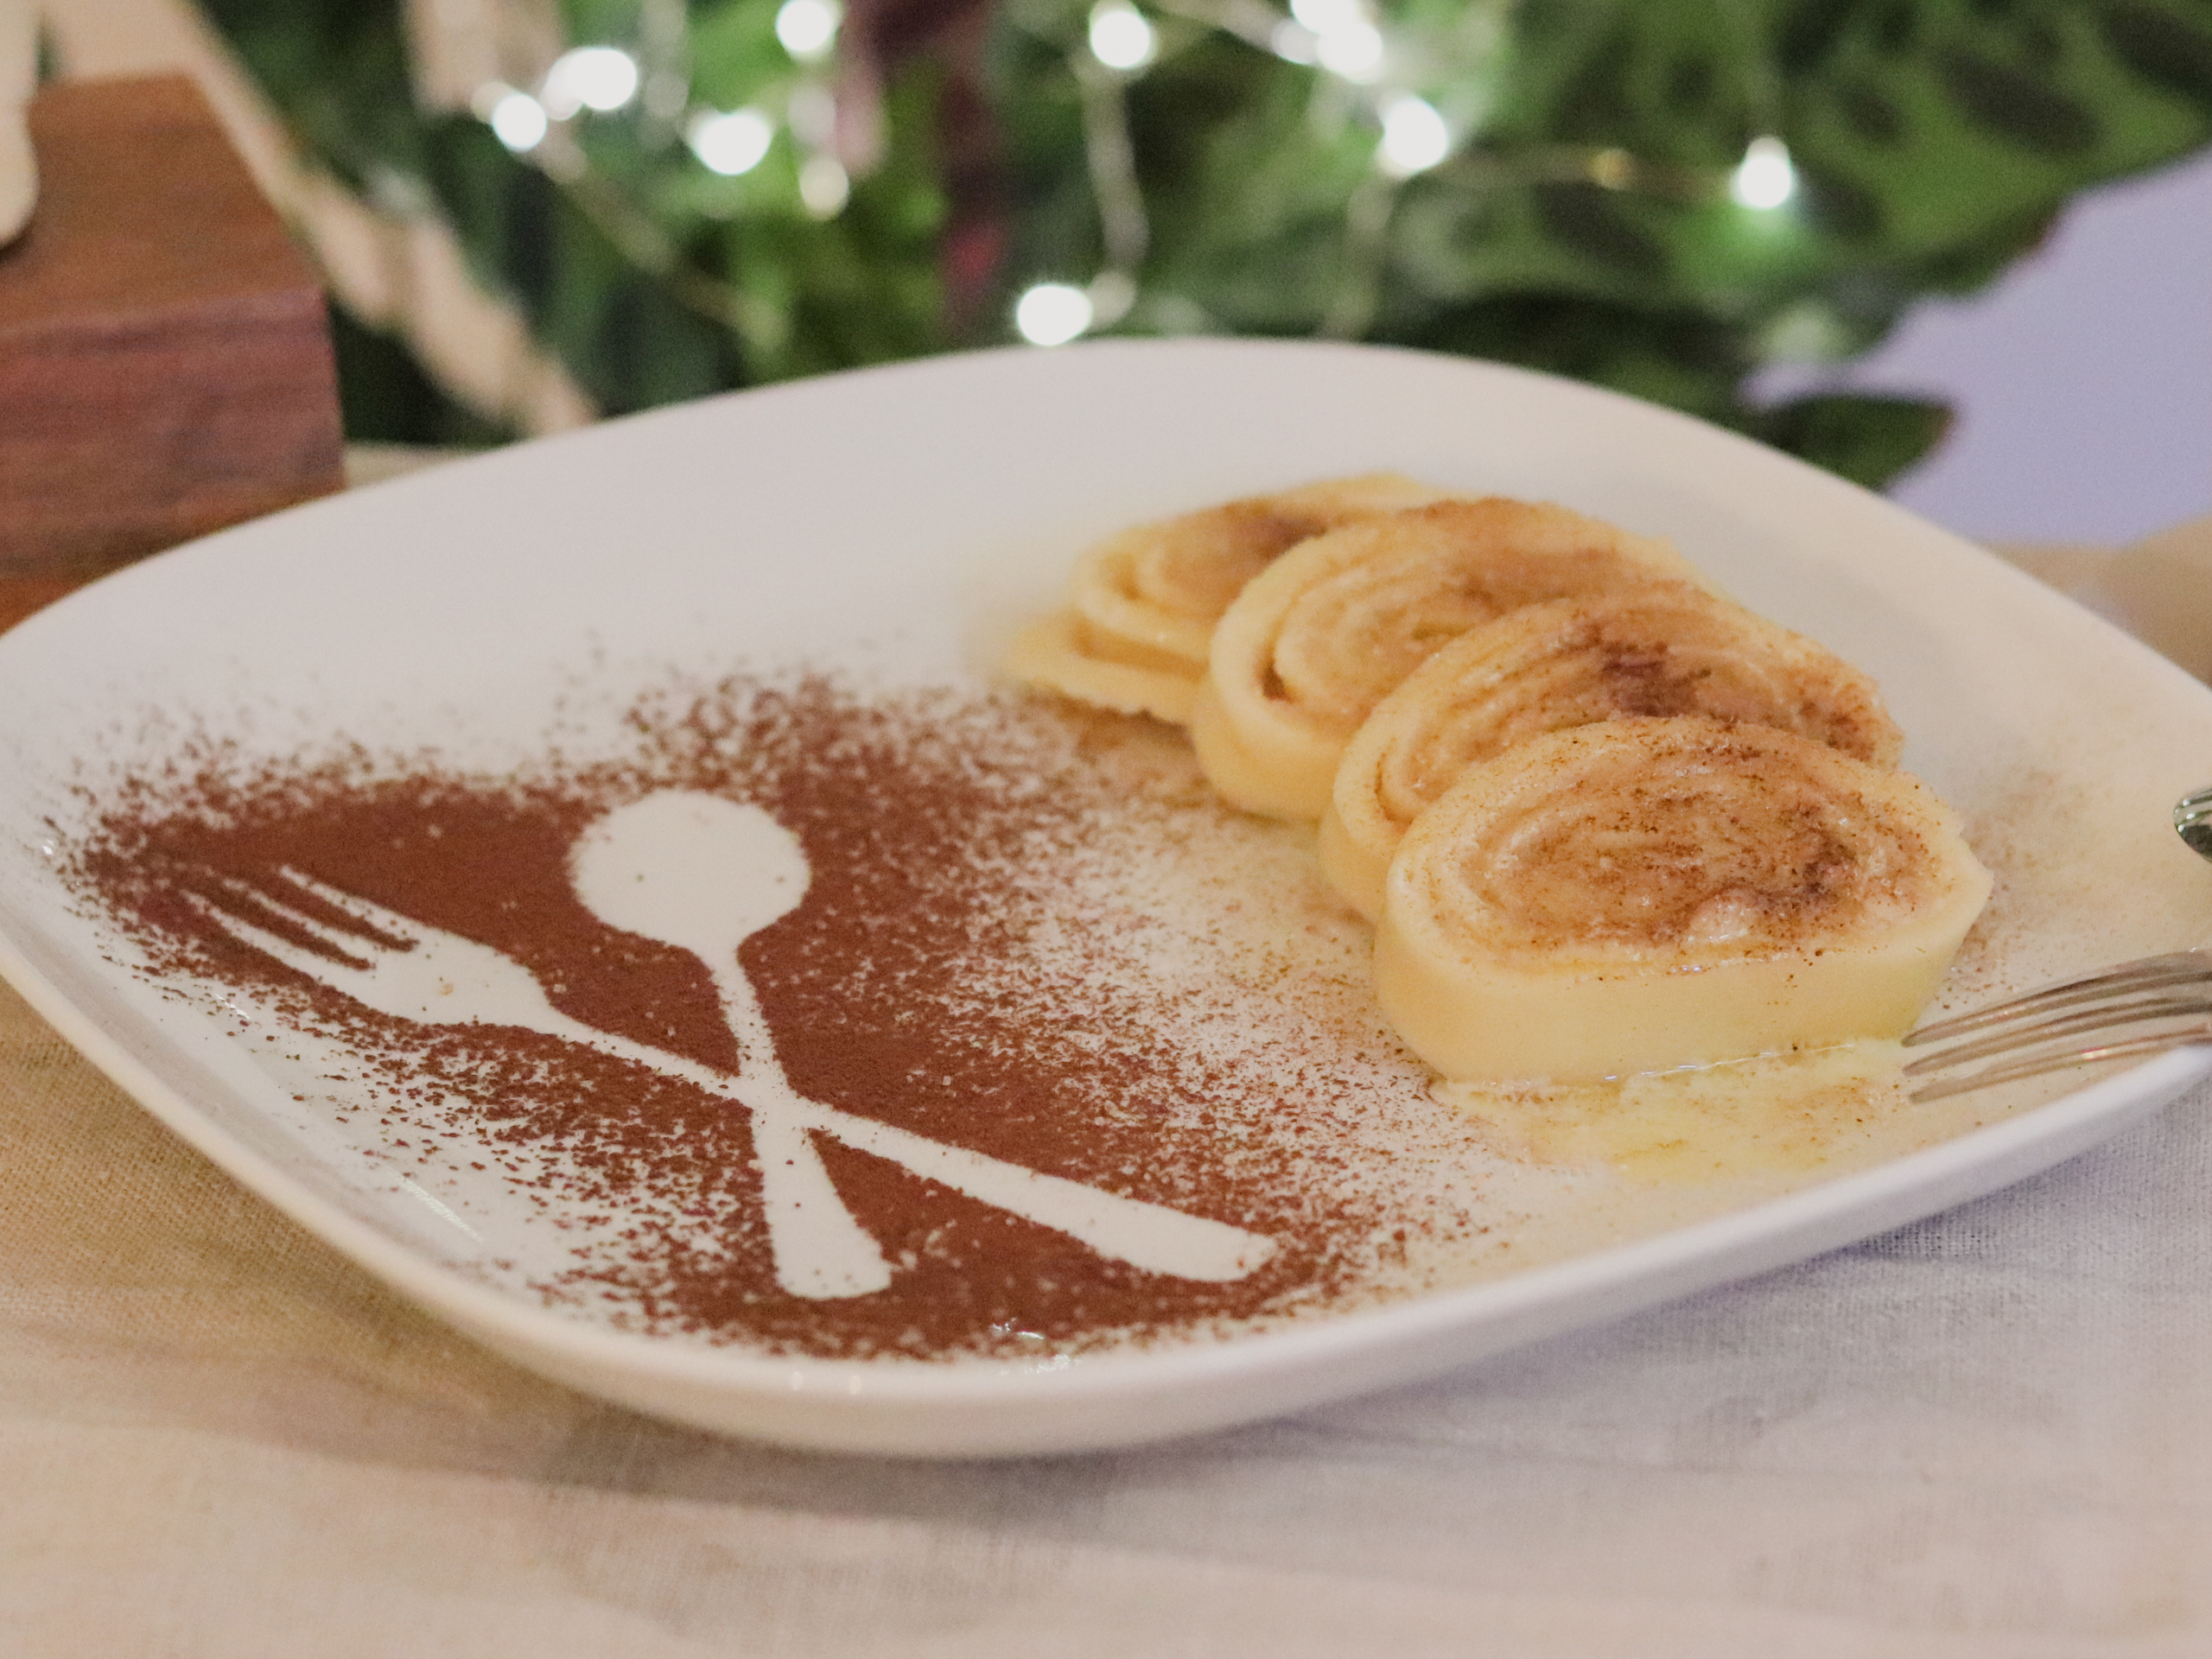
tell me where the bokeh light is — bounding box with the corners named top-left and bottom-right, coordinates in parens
top-left (1015, 283), bottom-right (1095, 346)
top-left (689, 108), bottom-right (775, 176)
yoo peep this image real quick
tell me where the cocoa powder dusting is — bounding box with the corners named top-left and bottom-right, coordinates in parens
top-left (67, 677), bottom-right (1466, 1361)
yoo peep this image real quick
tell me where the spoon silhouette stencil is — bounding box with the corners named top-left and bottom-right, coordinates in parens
top-left (569, 790), bottom-right (895, 1299)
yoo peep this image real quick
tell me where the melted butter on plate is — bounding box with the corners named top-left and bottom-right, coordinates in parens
top-left (1432, 1040), bottom-right (1913, 1184)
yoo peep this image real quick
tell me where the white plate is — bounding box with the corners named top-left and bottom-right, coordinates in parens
top-left (5, 339), bottom-right (2212, 1457)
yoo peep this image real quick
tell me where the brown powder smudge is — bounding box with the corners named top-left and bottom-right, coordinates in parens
top-left (66, 675), bottom-right (1456, 1360)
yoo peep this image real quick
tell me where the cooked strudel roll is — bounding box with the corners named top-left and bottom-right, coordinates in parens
top-left (1372, 717), bottom-right (1990, 1083)
top-left (1007, 473), bottom-right (1452, 725)
top-left (1002, 608), bottom-right (1207, 724)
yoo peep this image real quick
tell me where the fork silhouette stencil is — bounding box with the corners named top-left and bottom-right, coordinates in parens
top-left (192, 791), bottom-right (1277, 1300)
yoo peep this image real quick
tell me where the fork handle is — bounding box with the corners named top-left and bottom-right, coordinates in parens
top-left (548, 1016), bottom-right (1276, 1283)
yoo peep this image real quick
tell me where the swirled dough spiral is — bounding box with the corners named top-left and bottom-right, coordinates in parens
top-left (1192, 498), bottom-right (1712, 817)
top-left (1318, 590), bottom-right (1905, 918)
top-left (1073, 473), bottom-right (1457, 666)
top-left (1373, 717), bottom-right (1990, 1083)
top-left (1002, 608), bottom-right (1205, 724)
top-left (1006, 474), bottom-right (1452, 725)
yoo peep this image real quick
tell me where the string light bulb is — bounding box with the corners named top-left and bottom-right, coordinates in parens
top-left (1377, 94), bottom-right (1450, 177)
top-left (541, 46), bottom-right (639, 118)
top-left (1291, 0), bottom-right (1383, 81)
top-left (1730, 135), bottom-right (1796, 209)
top-left (775, 0), bottom-right (842, 63)
top-left (1088, 1), bottom-right (1158, 73)
top-left (487, 88), bottom-right (549, 151)
top-left (1317, 23), bottom-right (1383, 79)
top-left (1015, 283), bottom-right (1094, 346)
top-left (689, 107), bottom-right (775, 175)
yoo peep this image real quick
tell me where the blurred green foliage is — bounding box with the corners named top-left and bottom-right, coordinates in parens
top-left (197, 0), bottom-right (2212, 487)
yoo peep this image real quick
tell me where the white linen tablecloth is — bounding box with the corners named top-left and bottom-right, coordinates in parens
top-left (5, 512), bottom-right (2212, 1657)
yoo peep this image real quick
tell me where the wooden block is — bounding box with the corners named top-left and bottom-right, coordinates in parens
top-left (0, 571), bottom-right (74, 633)
top-left (0, 74), bottom-right (345, 579)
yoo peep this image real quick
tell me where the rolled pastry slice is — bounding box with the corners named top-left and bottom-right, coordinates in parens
top-left (1373, 717), bottom-right (1991, 1084)
top-left (1071, 473), bottom-right (1457, 668)
top-left (1319, 590), bottom-right (1904, 918)
top-left (1193, 498), bottom-right (1711, 818)
top-left (1003, 607), bottom-right (1203, 725)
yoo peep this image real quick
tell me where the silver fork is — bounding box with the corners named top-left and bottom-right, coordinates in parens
top-left (1901, 950), bottom-right (2212, 1100)
top-left (191, 869), bottom-right (1278, 1284)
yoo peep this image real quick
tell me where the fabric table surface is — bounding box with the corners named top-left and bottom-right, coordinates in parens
top-left (6, 503), bottom-right (2212, 1658)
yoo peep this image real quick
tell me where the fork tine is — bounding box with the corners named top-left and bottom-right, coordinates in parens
top-left (1902, 952), bottom-right (2212, 1101)
top-left (1904, 952), bottom-right (2212, 1045)
top-left (1903, 994), bottom-right (2212, 1075)
top-left (214, 874), bottom-right (393, 963)
top-left (1910, 1031), bottom-right (2209, 1101)
top-left (275, 866), bottom-right (425, 946)
top-left (187, 891), bottom-right (368, 979)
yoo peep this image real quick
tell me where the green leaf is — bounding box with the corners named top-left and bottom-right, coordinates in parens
top-left (192, 0), bottom-right (2212, 496)
top-left (327, 306), bottom-right (513, 445)
top-left (1757, 391), bottom-right (1954, 488)
top-left (1936, 42), bottom-right (2102, 153)
top-left (2099, 2), bottom-right (2212, 104)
